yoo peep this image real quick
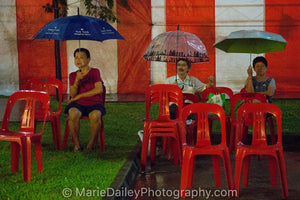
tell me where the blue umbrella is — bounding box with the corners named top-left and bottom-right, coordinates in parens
top-left (34, 14), bottom-right (124, 42)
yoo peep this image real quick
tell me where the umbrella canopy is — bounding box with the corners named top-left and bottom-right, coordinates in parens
top-left (213, 30), bottom-right (287, 54)
top-left (143, 30), bottom-right (209, 63)
top-left (34, 14), bottom-right (124, 42)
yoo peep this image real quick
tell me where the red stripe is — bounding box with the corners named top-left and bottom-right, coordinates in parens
top-left (16, 0), bottom-right (68, 93)
top-left (265, 0), bottom-right (300, 98)
top-left (117, 0), bottom-right (151, 94)
top-left (165, 0), bottom-right (215, 84)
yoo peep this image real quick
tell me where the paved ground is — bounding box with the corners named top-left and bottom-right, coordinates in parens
top-left (132, 150), bottom-right (300, 200)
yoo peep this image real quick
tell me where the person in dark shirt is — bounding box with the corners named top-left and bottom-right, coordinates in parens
top-left (245, 56), bottom-right (276, 103)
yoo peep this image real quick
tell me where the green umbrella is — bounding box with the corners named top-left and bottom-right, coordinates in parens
top-left (213, 30), bottom-right (287, 63)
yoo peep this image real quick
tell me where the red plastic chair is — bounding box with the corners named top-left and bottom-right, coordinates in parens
top-left (200, 87), bottom-right (234, 143)
top-left (62, 85), bottom-right (106, 152)
top-left (229, 92), bottom-right (272, 153)
top-left (182, 93), bottom-right (199, 145)
top-left (180, 103), bottom-right (233, 198)
top-left (183, 93), bottom-right (199, 105)
top-left (141, 84), bottom-right (183, 171)
top-left (26, 77), bottom-right (63, 150)
top-left (234, 103), bottom-right (288, 199)
top-left (0, 90), bottom-right (50, 182)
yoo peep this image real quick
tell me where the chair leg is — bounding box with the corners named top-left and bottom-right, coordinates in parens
top-left (267, 155), bottom-right (277, 187)
top-left (187, 154), bottom-right (195, 188)
top-left (10, 142), bottom-right (20, 172)
top-left (55, 116), bottom-right (62, 150)
top-left (234, 149), bottom-right (245, 197)
top-left (140, 127), bottom-right (150, 171)
top-left (242, 155), bottom-right (251, 187)
top-left (62, 118), bottom-right (70, 149)
top-left (34, 141), bottom-right (43, 173)
top-left (21, 137), bottom-right (31, 182)
top-left (222, 149), bottom-right (233, 190)
top-left (99, 118), bottom-right (105, 152)
top-left (212, 155), bottom-right (221, 187)
top-left (276, 150), bottom-right (289, 199)
top-left (180, 148), bottom-right (193, 198)
top-left (50, 119), bottom-right (57, 146)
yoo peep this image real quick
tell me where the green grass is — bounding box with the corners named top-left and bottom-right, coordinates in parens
top-left (0, 99), bottom-right (299, 199)
top-left (0, 102), bottom-right (144, 200)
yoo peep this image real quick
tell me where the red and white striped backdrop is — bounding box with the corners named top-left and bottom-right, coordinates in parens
top-left (1, 0), bottom-right (299, 97)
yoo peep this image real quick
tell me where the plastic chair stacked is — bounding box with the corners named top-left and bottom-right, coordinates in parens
top-left (26, 77), bottom-right (63, 150)
top-left (200, 87), bottom-right (234, 144)
top-left (180, 103), bottom-right (233, 198)
top-left (229, 92), bottom-right (273, 153)
top-left (141, 84), bottom-right (183, 171)
top-left (62, 85), bottom-right (106, 152)
top-left (0, 90), bottom-right (50, 182)
top-left (234, 103), bottom-right (288, 199)
top-left (182, 93), bottom-right (199, 145)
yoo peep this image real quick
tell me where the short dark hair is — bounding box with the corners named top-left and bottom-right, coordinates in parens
top-left (176, 58), bottom-right (191, 70)
top-left (73, 48), bottom-right (90, 58)
top-left (253, 56), bottom-right (268, 68)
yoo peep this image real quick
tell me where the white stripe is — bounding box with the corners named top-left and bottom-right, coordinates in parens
top-left (67, 1), bottom-right (119, 94)
top-left (150, 0), bottom-right (166, 84)
top-left (215, 0), bottom-right (265, 93)
top-left (0, 0), bottom-right (19, 95)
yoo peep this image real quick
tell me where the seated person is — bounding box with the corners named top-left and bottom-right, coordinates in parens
top-left (165, 58), bottom-right (214, 119)
top-left (245, 56), bottom-right (276, 103)
top-left (65, 48), bottom-right (106, 152)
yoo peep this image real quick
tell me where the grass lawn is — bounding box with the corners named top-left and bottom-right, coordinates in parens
top-left (0, 102), bottom-right (144, 200)
top-left (0, 99), bottom-right (299, 199)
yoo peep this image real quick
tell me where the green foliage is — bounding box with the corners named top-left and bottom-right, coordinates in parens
top-left (42, 0), bottom-right (131, 23)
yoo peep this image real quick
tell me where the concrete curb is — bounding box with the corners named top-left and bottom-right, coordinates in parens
top-left (102, 142), bottom-right (141, 200)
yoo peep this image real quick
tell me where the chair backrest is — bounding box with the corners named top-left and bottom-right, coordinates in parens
top-left (182, 103), bottom-right (226, 147)
top-left (145, 84), bottom-right (183, 121)
top-left (200, 87), bottom-right (234, 102)
top-left (183, 93), bottom-right (199, 105)
top-left (230, 92), bottom-right (267, 121)
top-left (236, 103), bottom-right (281, 146)
top-left (1, 90), bottom-right (50, 134)
top-left (240, 88), bottom-right (246, 93)
top-left (26, 77), bottom-right (63, 113)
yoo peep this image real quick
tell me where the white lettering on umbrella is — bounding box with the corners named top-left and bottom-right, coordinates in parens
top-left (74, 28), bottom-right (91, 36)
top-left (45, 27), bottom-right (60, 35)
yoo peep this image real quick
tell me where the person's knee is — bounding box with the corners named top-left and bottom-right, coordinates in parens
top-left (68, 108), bottom-right (82, 121)
top-left (89, 110), bottom-right (101, 123)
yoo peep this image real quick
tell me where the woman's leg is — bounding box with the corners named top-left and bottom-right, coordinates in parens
top-left (87, 110), bottom-right (102, 150)
top-left (68, 107), bottom-right (82, 150)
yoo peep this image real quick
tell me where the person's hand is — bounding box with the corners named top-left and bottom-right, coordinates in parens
top-left (75, 69), bottom-right (84, 82)
top-left (172, 81), bottom-right (178, 86)
top-left (207, 76), bottom-right (215, 88)
top-left (68, 94), bottom-right (81, 104)
top-left (247, 65), bottom-right (253, 77)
